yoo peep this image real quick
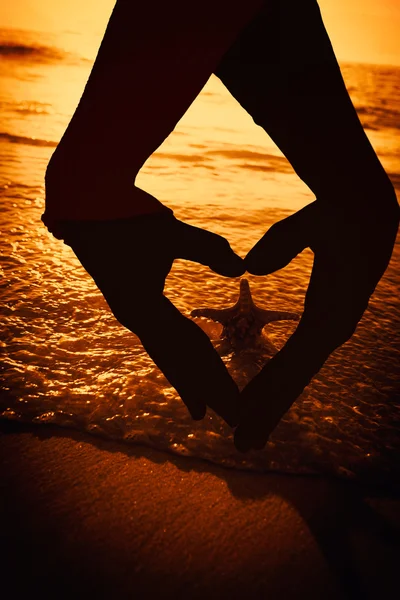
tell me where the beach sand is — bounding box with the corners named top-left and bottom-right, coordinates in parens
top-left (1, 421), bottom-right (399, 599)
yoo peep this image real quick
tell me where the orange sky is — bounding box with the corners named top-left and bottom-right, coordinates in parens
top-left (1, 0), bottom-right (400, 66)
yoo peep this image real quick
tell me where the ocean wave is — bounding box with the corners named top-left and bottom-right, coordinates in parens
top-left (388, 172), bottom-right (400, 191)
top-left (0, 36), bottom-right (89, 66)
top-left (0, 132), bottom-right (57, 147)
top-left (0, 99), bottom-right (52, 116)
top-left (356, 106), bottom-right (400, 132)
top-left (154, 152), bottom-right (210, 164)
top-left (152, 149), bottom-right (293, 173)
top-left (236, 162), bottom-right (293, 174)
top-left (0, 41), bottom-right (67, 63)
top-left (207, 149), bottom-right (293, 173)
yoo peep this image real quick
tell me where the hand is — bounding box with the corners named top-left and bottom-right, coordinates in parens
top-left (65, 213), bottom-right (245, 426)
top-left (234, 192), bottom-right (399, 452)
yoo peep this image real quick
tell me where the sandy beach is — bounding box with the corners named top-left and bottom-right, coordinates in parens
top-left (1, 421), bottom-right (399, 599)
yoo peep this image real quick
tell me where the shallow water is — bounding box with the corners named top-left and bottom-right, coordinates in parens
top-left (1, 28), bottom-right (400, 483)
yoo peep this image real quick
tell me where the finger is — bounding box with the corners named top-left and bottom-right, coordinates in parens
top-left (185, 399), bottom-right (207, 421)
top-left (173, 218), bottom-right (245, 277)
top-left (130, 295), bottom-right (240, 426)
top-left (234, 326), bottom-right (327, 453)
top-left (234, 346), bottom-right (315, 452)
top-left (113, 292), bottom-right (210, 421)
top-left (235, 252), bottom-right (371, 452)
top-left (81, 254), bottom-right (208, 422)
top-left (245, 201), bottom-right (319, 275)
top-left (66, 216), bottom-right (239, 423)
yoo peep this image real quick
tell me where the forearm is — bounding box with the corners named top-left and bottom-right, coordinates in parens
top-left (257, 1), bottom-right (392, 203)
top-left (216, 0), bottom-right (395, 206)
top-left (44, 0), bottom-right (265, 235)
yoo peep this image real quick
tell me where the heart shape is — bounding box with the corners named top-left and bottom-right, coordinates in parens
top-left (60, 195), bottom-right (399, 452)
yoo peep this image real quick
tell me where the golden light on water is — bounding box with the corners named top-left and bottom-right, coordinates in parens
top-left (1, 1), bottom-right (400, 480)
top-left (1, 0), bottom-right (400, 65)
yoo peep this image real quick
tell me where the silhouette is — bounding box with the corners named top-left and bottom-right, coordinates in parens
top-left (58, 215), bottom-right (244, 428)
top-left (192, 278), bottom-right (299, 352)
top-left (43, 1), bottom-right (399, 450)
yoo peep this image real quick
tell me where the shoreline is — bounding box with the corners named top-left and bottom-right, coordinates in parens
top-left (1, 420), bottom-right (399, 599)
top-left (1, 417), bottom-right (399, 492)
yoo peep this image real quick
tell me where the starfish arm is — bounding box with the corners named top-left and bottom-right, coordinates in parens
top-left (262, 334), bottom-right (278, 353)
top-left (255, 308), bottom-right (299, 324)
top-left (191, 307), bottom-right (235, 325)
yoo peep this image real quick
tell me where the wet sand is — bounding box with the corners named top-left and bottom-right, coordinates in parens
top-left (1, 421), bottom-right (399, 599)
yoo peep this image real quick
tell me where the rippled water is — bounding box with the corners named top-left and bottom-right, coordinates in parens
top-left (1, 28), bottom-right (400, 483)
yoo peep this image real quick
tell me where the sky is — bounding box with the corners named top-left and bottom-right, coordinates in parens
top-left (1, 0), bottom-right (400, 66)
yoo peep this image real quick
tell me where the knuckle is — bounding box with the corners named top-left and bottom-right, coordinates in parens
top-left (215, 234), bottom-right (231, 252)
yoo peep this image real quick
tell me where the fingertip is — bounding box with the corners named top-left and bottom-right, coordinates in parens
top-left (253, 438), bottom-right (268, 451)
top-left (245, 252), bottom-right (284, 276)
top-left (233, 428), bottom-right (253, 453)
top-left (226, 254), bottom-right (247, 278)
top-left (188, 404), bottom-right (207, 421)
top-left (234, 430), bottom-right (268, 452)
top-left (177, 221), bottom-right (246, 277)
top-left (185, 396), bottom-right (207, 421)
top-left (244, 251), bottom-right (268, 276)
top-left (210, 253), bottom-right (246, 278)
top-left (245, 210), bottom-right (313, 275)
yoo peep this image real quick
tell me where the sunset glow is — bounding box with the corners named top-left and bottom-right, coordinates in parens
top-left (1, 0), bottom-right (400, 66)
top-left (1, 0), bottom-right (400, 484)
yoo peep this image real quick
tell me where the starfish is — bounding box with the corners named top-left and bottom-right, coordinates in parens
top-left (191, 278), bottom-right (299, 352)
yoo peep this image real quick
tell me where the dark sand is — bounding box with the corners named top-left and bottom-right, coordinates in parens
top-left (1, 420), bottom-right (399, 599)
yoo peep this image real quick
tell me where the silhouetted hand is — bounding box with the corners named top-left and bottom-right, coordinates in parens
top-left (65, 213), bottom-right (245, 426)
top-left (132, 215), bottom-right (246, 425)
top-left (234, 194), bottom-right (399, 452)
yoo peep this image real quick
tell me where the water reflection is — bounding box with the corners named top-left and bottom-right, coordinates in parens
top-left (1, 181), bottom-right (399, 483)
top-left (1, 33), bottom-right (400, 483)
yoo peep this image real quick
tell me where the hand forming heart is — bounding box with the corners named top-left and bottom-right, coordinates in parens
top-left (60, 213), bottom-right (245, 428)
top-left (235, 194), bottom-right (399, 451)
top-left (61, 193), bottom-right (399, 452)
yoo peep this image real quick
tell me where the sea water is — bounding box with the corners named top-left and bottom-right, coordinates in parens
top-left (1, 27), bottom-right (399, 483)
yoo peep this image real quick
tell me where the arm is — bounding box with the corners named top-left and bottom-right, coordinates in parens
top-left (216, 0), bottom-right (399, 450)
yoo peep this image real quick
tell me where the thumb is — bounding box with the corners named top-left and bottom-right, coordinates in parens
top-left (246, 201), bottom-right (319, 275)
top-left (173, 219), bottom-right (245, 277)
